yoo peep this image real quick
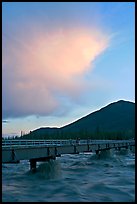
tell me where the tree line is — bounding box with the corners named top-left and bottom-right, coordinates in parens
top-left (15, 129), bottom-right (135, 140)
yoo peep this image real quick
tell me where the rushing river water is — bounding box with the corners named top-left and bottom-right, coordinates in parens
top-left (2, 148), bottom-right (135, 202)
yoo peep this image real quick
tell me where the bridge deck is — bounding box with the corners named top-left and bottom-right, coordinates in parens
top-left (2, 139), bottom-right (135, 165)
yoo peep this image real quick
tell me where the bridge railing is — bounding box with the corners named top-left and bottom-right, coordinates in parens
top-left (2, 139), bottom-right (135, 148)
top-left (2, 139), bottom-right (70, 147)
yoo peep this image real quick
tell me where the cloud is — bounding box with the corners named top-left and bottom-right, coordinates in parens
top-left (2, 25), bottom-right (109, 119)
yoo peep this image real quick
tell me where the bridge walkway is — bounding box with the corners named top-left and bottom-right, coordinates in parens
top-left (2, 139), bottom-right (135, 171)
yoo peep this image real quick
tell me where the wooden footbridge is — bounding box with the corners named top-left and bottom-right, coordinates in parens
top-left (2, 139), bottom-right (135, 171)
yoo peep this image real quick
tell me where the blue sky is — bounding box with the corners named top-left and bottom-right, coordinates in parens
top-left (2, 2), bottom-right (135, 137)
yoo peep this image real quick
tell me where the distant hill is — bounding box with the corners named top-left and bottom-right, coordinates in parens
top-left (21, 100), bottom-right (135, 140)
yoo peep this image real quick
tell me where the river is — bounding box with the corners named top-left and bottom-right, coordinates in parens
top-left (2, 147), bottom-right (135, 202)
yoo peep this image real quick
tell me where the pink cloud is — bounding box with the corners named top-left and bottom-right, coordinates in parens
top-left (3, 26), bottom-right (109, 118)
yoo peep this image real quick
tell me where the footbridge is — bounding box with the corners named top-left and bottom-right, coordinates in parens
top-left (2, 139), bottom-right (135, 171)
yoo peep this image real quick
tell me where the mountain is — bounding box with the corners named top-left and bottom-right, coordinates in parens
top-left (61, 100), bottom-right (135, 132)
top-left (21, 100), bottom-right (135, 140)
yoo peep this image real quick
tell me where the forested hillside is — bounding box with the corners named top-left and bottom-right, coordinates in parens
top-left (20, 100), bottom-right (135, 140)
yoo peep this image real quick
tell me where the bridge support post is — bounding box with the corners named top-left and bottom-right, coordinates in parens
top-left (74, 145), bottom-right (76, 154)
top-left (10, 149), bottom-right (20, 163)
top-left (30, 159), bottom-right (36, 171)
top-left (11, 149), bottom-right (15, 161)
top-left (96, 150), bottom-right (100, 155)
top-left (87, 144), bottom-right (90, 151)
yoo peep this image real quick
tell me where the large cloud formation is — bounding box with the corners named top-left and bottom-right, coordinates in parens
top-left (2, 25), bottom-right (109, 119)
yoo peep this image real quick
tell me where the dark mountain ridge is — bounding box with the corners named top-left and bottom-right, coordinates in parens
top-left (21, 100), bottom-right (135, 140)
top-left (61, 100), bottom-right (134, 132)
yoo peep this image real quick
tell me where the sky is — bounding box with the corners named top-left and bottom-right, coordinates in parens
top-left (2, 2), bottom-right (135, 137)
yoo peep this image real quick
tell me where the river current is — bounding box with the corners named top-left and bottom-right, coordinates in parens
top-left (2, 148), bottom-right (135, 202)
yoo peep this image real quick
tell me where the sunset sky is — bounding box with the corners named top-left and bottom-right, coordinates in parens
top-left (2, 2), bottom-right (135, 137)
